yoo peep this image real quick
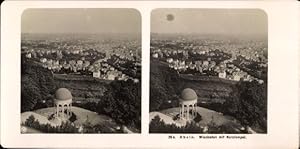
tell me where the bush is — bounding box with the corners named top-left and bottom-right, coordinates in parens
top-left (193, 113), bottom-right (202, 123)
top-left (172, 114), bottom-right (180, 121)
top-left (69, 112), bottom-right (77, 122)
top-left (24, 115), bottom-right (79, 133)
top-left (149, 115), bottom-right (203, 133)
top-left (82, 124), bottom-right (119, 133)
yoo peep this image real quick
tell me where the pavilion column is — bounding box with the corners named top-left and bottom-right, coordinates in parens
top-left (191, 105), bottom-right (193, 118)
top-left (179, 104), bottom-right (181, 119)
top-left (70, 103), bottom-right (72, 116)
top-left (70, 104), bottom-right (72, 115)
top-left (184, 105), bottom-right (187, 118)
top-left (190, 104), bottom-right (193, 119)
top-left (62, 104), bottom-right (64, 118)
top-left (54, 104), bottom-right (56, 117)
top-left (58, 105), bottom-right (60, 117)
top-left (187, 105), bottom-right (190, 120)
top-left (66, 104), bottom-right (69, 116)
top-left (69, 104), bottom-right (71, 116)
top-left (58, 105), bottom-right (61, 117)
top-left (54, 103), bottom-right (56, 117)
top-left (195, 104), bottom-right (197, 116)
top-left (192, 104), bottom-right (194, 118)
top-left (55, 104), bottom-right (57, 117)
top-left (68, 104), bottom-right (70, 116)
top-left (181, 104), bottom-right (184, 119)
top-left (65, 104), bottom-right (67, 117)
top-left (193, 104), bottom-right (195, 117)
top-left (69, 104), bottom-right (72, 116)
top-left (56, 104), bottom-right (59, 117)
top-left (194, 104), bottom-right (197, 117)
top-left (189, 105), bottom-right (192, 120)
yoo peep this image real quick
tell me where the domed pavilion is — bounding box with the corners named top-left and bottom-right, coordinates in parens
top-left (54, 88), bottom-right (73, 120)
top-left (179, 88), bottom-right (198, 121)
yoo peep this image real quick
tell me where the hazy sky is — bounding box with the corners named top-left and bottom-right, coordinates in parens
top-left (22, 9), bottom-right (141, 34)
top-left (151, 9), bottom-right (267, 36)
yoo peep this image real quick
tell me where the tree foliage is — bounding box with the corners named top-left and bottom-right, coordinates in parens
top-left (224, 81), bottom-right (267, 132)
top-left (96, 80), bottom-right (141, 129)
top-left (150, 60), bottom-right (179, 111)
top-left (21, 76), bottom-right (41, 112)
top-left (21, 59), bottom-right (56, 112)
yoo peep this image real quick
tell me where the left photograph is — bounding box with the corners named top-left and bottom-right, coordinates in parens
top-left (20, 9), bottom-right (141, 133)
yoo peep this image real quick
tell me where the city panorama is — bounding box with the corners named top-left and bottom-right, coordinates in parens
top-left (20, 8), bottom-right (141, 134)
top-left (149, 9), bottom-right (267, 134)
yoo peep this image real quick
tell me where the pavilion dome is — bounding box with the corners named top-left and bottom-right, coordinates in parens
top-left (55, 88), bottom-right (72, 101)
top-left (180, 88), bottom-right (197, 101)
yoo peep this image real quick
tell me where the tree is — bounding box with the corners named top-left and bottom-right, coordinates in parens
top-left (21, 76), bottom-right (41, 112)
top-left (21, 60), bottom-right (56, 112)
top-left (24, 115), bottom-right (36, 126)
top-left (237, 81), bottom-right (267, 129)
top-left (96, 80), bottom-right (141, 130)
top-left (223, 81), bottom-right (267, 132)
top-left (150, 60), bottom-right (179, 111)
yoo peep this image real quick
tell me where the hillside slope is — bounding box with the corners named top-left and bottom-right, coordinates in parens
top-left (54, 77), bottom-right (108, 103)
top-left (150, 112), bottom-right (184, 127)
top-left (34, 107), bottom-right (118, 126)
top-left (21, 111), bottom-right (58, 126)
top-left (151, 107), bottom-right (243, 130)
top-left (21, 106), bottom-right (119, 133)
top-left (150, 59), bottom-right (236, 111)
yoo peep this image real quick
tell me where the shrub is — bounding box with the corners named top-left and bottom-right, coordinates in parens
top-left (193, 113), bottom-right (202, 123)
top-left (24, 115), bottom-right (79, 133)
top-left (69, 112), bottom-right (77, 122)
top-left (149, 115), bottom-right (203, 133)
top-left (172, 114), bottom-right (180, 121)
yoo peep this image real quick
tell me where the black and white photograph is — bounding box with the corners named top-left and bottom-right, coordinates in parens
top-left (1, 1), bottom-right (300, 148)
top-left (149, 9), bottom-right (268, 134)
top-left (20, 8), bottom-right (141, 133)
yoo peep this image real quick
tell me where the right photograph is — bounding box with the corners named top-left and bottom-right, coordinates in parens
top-left (149, 9), bottom-right (268, 134)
